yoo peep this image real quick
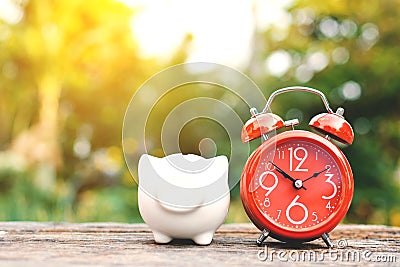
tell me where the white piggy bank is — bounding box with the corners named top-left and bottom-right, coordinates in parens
top-left (138, 153), bottom-right (230, 245)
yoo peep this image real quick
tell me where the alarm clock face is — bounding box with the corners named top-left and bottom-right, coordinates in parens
top-left (241, 130), bottom-right (353, 241)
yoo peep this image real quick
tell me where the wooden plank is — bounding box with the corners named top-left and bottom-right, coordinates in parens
top-left (0, 223), bottom-right (398, 266)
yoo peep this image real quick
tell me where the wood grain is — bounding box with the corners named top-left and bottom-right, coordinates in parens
top-left (0, 223), bottom-right (398, 266)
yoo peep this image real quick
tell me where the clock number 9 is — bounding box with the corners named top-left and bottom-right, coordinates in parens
top-left (259, 171), bottom-right (278, 197)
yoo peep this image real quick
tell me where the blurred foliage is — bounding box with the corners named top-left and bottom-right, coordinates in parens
top-left (0, 0), bottom-right (399, 225)
top-left (0, 0), bottom-right (155, 222)
top-left (251, 0), bottom-right (400, 226)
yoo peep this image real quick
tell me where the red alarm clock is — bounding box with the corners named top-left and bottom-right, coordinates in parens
top-left (240, 86), bottom-right (354, 248)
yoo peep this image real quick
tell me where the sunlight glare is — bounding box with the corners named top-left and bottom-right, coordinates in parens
top-left (118, 0), bottom-right (293, 68)
top-left (264, 50), bottom-right (292, 77)
top-left (0, 0), bottom-right (24, 25)
top-left (127, 0), bottom-right (254, 68)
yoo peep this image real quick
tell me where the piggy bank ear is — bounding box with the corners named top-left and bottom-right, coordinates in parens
top-left (137, 154), bottom-right (146, 184)
top-left (216, 155), bottom-right (229, 181)
top-left (138, 154), bottom-right (164, 191)
top-left (138, 154), bottom-right (153, 185)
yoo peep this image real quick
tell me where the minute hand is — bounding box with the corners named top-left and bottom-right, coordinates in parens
top-left (269, 161), bottom-right (307, 190)
top-left (303, 167), bottom-right (330, 183)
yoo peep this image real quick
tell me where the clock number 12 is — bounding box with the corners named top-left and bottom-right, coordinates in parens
top-left (288, 147), bottom-right (309, 172)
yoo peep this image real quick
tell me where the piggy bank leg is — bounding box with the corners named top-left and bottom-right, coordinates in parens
top-left (152, 231), bottom-right (172, 244)
top-left (193, 231), bottom-right (214, 245)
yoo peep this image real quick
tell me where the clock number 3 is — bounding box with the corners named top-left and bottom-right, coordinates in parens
top-left (321, 165), bottom-right (337, 200)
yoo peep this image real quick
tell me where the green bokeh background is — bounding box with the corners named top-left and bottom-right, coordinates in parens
top-left (0, 0), bottom-right (399, 226)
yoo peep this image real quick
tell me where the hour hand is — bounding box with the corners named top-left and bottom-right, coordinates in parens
top-left (269, 161), bottom-right (307, 190)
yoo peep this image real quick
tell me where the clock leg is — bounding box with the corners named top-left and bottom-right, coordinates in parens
top-left (256, 229), bottom-right (270, 246)
top-left (321, 233), bottom-right (334, 248)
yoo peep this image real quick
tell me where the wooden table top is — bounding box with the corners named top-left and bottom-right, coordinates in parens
top-left (0, 222), bottom-right (398, 266)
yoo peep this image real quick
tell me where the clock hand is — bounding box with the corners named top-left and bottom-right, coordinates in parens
top-left (269, 161), bottom-right (295, 182)
top-left (269, 161), bottom-right (307, 190)
top-left (303, 166), bottom-right (330, 183)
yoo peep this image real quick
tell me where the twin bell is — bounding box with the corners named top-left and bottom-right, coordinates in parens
top-left (241, 87), bottom-right (354, 145)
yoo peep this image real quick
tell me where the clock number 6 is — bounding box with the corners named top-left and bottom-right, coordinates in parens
top-left (286, 195), bottom-right (308, 225)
